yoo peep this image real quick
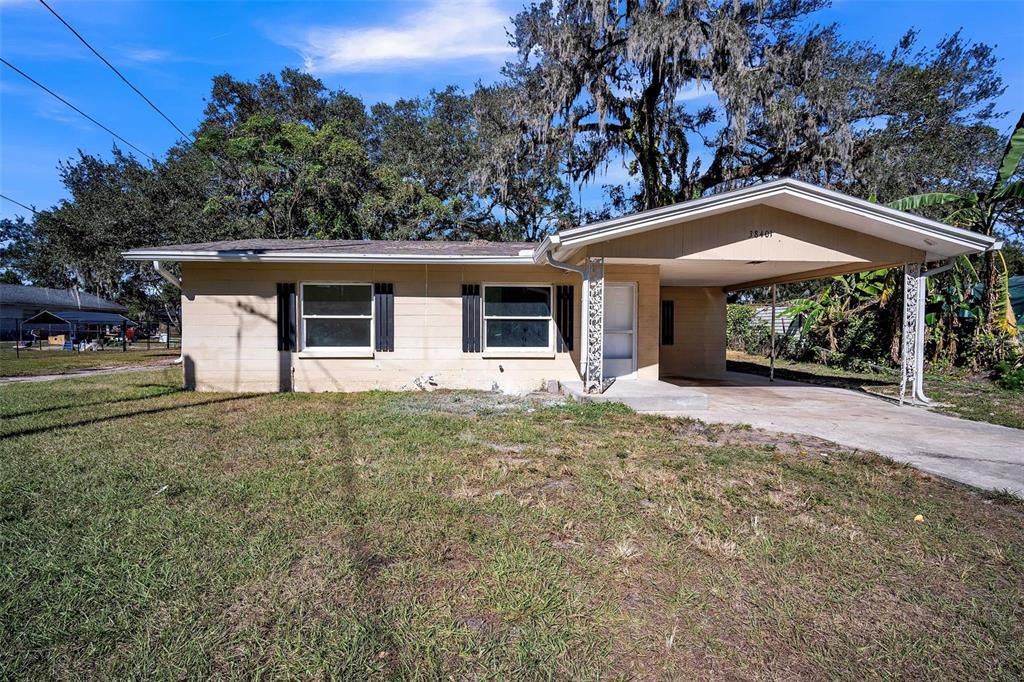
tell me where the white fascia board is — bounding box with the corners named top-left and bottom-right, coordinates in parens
top-left (553, 179), bottom-right (997, 257)
top-left (123, 250), bottom-right (535, 265)
top-left (531, 235), bottom-right (557, 264)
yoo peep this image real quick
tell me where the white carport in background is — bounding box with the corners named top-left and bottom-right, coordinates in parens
top-left (536, 179), bottom-right (1001, 401)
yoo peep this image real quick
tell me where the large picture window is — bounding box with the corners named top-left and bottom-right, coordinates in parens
top-left (301, 284), bottom-right (373, 350)
top-left (483, 285), bottom-right (552, 350)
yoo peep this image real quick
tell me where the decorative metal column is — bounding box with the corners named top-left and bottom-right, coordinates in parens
top-left (584, 256), bottom-right (605, 394)
top-left (899, 262), bottom-right (925, 405)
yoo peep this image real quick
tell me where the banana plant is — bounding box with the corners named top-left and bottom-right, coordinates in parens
top-left (788, 269), bottom-right (897, 355)
top-left (925, 255), bottom-right (983, 363)
top-left (887, 112), bottom-right (1024, 339)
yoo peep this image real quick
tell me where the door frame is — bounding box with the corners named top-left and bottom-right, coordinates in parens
top-left (603, 281), bottom-right (638, 380)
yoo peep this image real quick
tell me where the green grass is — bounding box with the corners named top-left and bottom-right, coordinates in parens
top-left (2, 370), bottom-right (1022, 679)
top-left (728, 351), bottom-right (1024, 431)
top-left (0, 347), bottom-right (178, 378)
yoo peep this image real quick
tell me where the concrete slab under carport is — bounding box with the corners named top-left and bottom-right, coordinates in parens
top-left (653, 372), bottom-right (1023, 494)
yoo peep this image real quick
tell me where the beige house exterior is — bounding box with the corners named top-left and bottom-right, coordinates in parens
top-left (125, 179), bottom-right (998, 401)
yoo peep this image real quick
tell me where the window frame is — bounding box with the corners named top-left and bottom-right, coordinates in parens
top-left (481, 283), bottom-right (554, 354)
top-left (299, 282), bottom-right (375, 354)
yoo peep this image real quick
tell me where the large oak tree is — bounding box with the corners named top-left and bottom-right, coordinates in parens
top-left (502, 0), bottom-right (1006, 211)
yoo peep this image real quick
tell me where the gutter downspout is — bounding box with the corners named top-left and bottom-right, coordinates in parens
top-left (909, 258), bottom-right (956, 404)
top-left (543, 248), bottom-right (589, 384)
top-left (153, 260), bottom-right (184, 365)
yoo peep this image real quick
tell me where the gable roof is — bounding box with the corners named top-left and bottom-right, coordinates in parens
top-left (123, 179), bottom-right (999, 267)
top-left (535, 178), bottom-right (998, 263)
top-left (124, 239), bottom-right (536, 264)
top-left (0, 284), bottom-right (127, 313)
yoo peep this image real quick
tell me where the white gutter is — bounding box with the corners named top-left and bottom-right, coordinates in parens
top-left (125, 250), bottom-right (533, 265)
top-left (152, 260), bottom-right (184, 365)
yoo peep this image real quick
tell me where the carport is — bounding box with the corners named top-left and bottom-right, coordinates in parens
top-left (535, 179), bottom-right (1000, 405)
top-left (21, 309), bottom-right (137, 349)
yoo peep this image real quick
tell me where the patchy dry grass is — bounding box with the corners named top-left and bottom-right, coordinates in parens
top-left (728, 350), bottom-right (1024, 431)
top-left (0, 347), bottom-right (178, 378)
top-left (1, 369), bottom-right (1022, 679)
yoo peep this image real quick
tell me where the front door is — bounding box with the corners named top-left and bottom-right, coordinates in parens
top-left (603, 283), bottom-right (636, 379)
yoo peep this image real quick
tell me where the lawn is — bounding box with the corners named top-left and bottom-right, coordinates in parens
top-left (1, 370), bottom-right (1022, 679)
top-left (0, 347), bottom-right (178, 378)
top-left (727, 351), bottom-right (1024, 431)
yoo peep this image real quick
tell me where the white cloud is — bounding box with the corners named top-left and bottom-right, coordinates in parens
top-left (675, 80), bottom-right (714, 102)
top-left (293, 0), bottom-right (515, 74)
top-left (117, 47), bottom-right (178, 64)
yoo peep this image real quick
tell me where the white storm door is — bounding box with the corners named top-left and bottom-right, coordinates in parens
top-left (603, 283), bottom-right (636, 379)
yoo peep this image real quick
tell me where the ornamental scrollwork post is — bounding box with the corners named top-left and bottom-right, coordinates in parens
top-left (584, 257), bottom-right (605, 394)
top-left (900, 262), bottom-right (922, 405)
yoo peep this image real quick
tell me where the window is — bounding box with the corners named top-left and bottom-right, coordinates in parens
top-left (483, 285), bottom-right (552, 350)
top-left (300, 284), bottom-right (373, 350)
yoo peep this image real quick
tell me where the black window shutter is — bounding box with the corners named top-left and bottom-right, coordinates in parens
top-left (374, 283), bottom-right (394, 352)
top-left (661, 300), bottom-right (675, 346)
top-left (276, 283), bottom-right (297, 352)
top-left (462, 284), bottom-right (481, 352)
top-left (556, 285), bottom-right (574, 352)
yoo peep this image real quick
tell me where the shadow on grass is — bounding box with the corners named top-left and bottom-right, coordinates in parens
top-left (1, 386), bottom-right (185, 420)
top-left (727, 360), bottom-right (895, 391)
top-left (0, 394), bottom-right (261, 441)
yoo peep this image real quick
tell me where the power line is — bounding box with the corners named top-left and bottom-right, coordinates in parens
top-left (0, 57), bottom-right (157, 162)
top-left (38, 0), bottom-right (194, 143)
top-left (0, 193), bottom-right (40, 215)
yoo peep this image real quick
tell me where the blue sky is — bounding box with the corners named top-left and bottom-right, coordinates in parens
top-left (2, 0), bottom-right (1023, 222)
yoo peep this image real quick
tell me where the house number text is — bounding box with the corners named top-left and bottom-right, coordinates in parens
top-left (749, 229), bottom-right (774, 239)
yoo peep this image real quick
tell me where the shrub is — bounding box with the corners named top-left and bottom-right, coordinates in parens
top-left (993, 355), bottom-right (1024, 391)
top-left (727, 304), bottom-right (808, 360)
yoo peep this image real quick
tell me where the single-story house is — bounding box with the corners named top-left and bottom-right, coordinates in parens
top-left (123, 179), bottom-right (998, 402)
top-left (0, 283), bottom-right (128, 341)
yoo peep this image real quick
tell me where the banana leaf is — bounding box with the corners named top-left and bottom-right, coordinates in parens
top-left (885, 193), bottom-right (963, 212)
top-left (992, 180), bottom-right (1024, 202)
top-left (970, 271), bottom-right (1024, 328)
top-left (992, 112), bottom-right (1024, 192)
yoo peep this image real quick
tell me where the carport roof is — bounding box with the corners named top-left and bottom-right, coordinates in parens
top-left (22, 310), bottom-right (136, 327)
top-left (536, 178), bottom-right (999, 263)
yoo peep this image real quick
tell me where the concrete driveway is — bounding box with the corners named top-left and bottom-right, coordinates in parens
top-left (622, 373), bottom-right (1022, 494)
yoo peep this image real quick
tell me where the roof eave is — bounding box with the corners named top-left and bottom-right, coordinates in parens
top-left (553, 179), bottom-right (997, 258)
top-left (123, 250), bottom-right (536, 265)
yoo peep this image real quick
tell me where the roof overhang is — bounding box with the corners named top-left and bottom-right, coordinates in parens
top-left (535, 178), bottom-right (998, 264)
top-left (124, 180), bottom-right (998, 272)
top-left (123, 249), bottom-right (536, 265)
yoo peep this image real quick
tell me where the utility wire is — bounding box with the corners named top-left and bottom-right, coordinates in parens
top-left (0, 57), bottom-right (157, 162)
top-left (38, 0), bottom-right (194, 143)
top-left (0, 193), bottom-right (40, 215)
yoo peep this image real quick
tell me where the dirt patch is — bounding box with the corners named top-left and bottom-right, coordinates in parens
top-left (393, 390), bottom-right (569, 416)
top-left (670, 418), bottom-right (855, 457)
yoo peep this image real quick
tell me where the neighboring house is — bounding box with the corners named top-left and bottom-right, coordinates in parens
top-left (751, 304), bottom-right (804, 337)
top-left (0, 284), bottom-right (128, 341)
top-left (123, 179), bottom-right (997, 396)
